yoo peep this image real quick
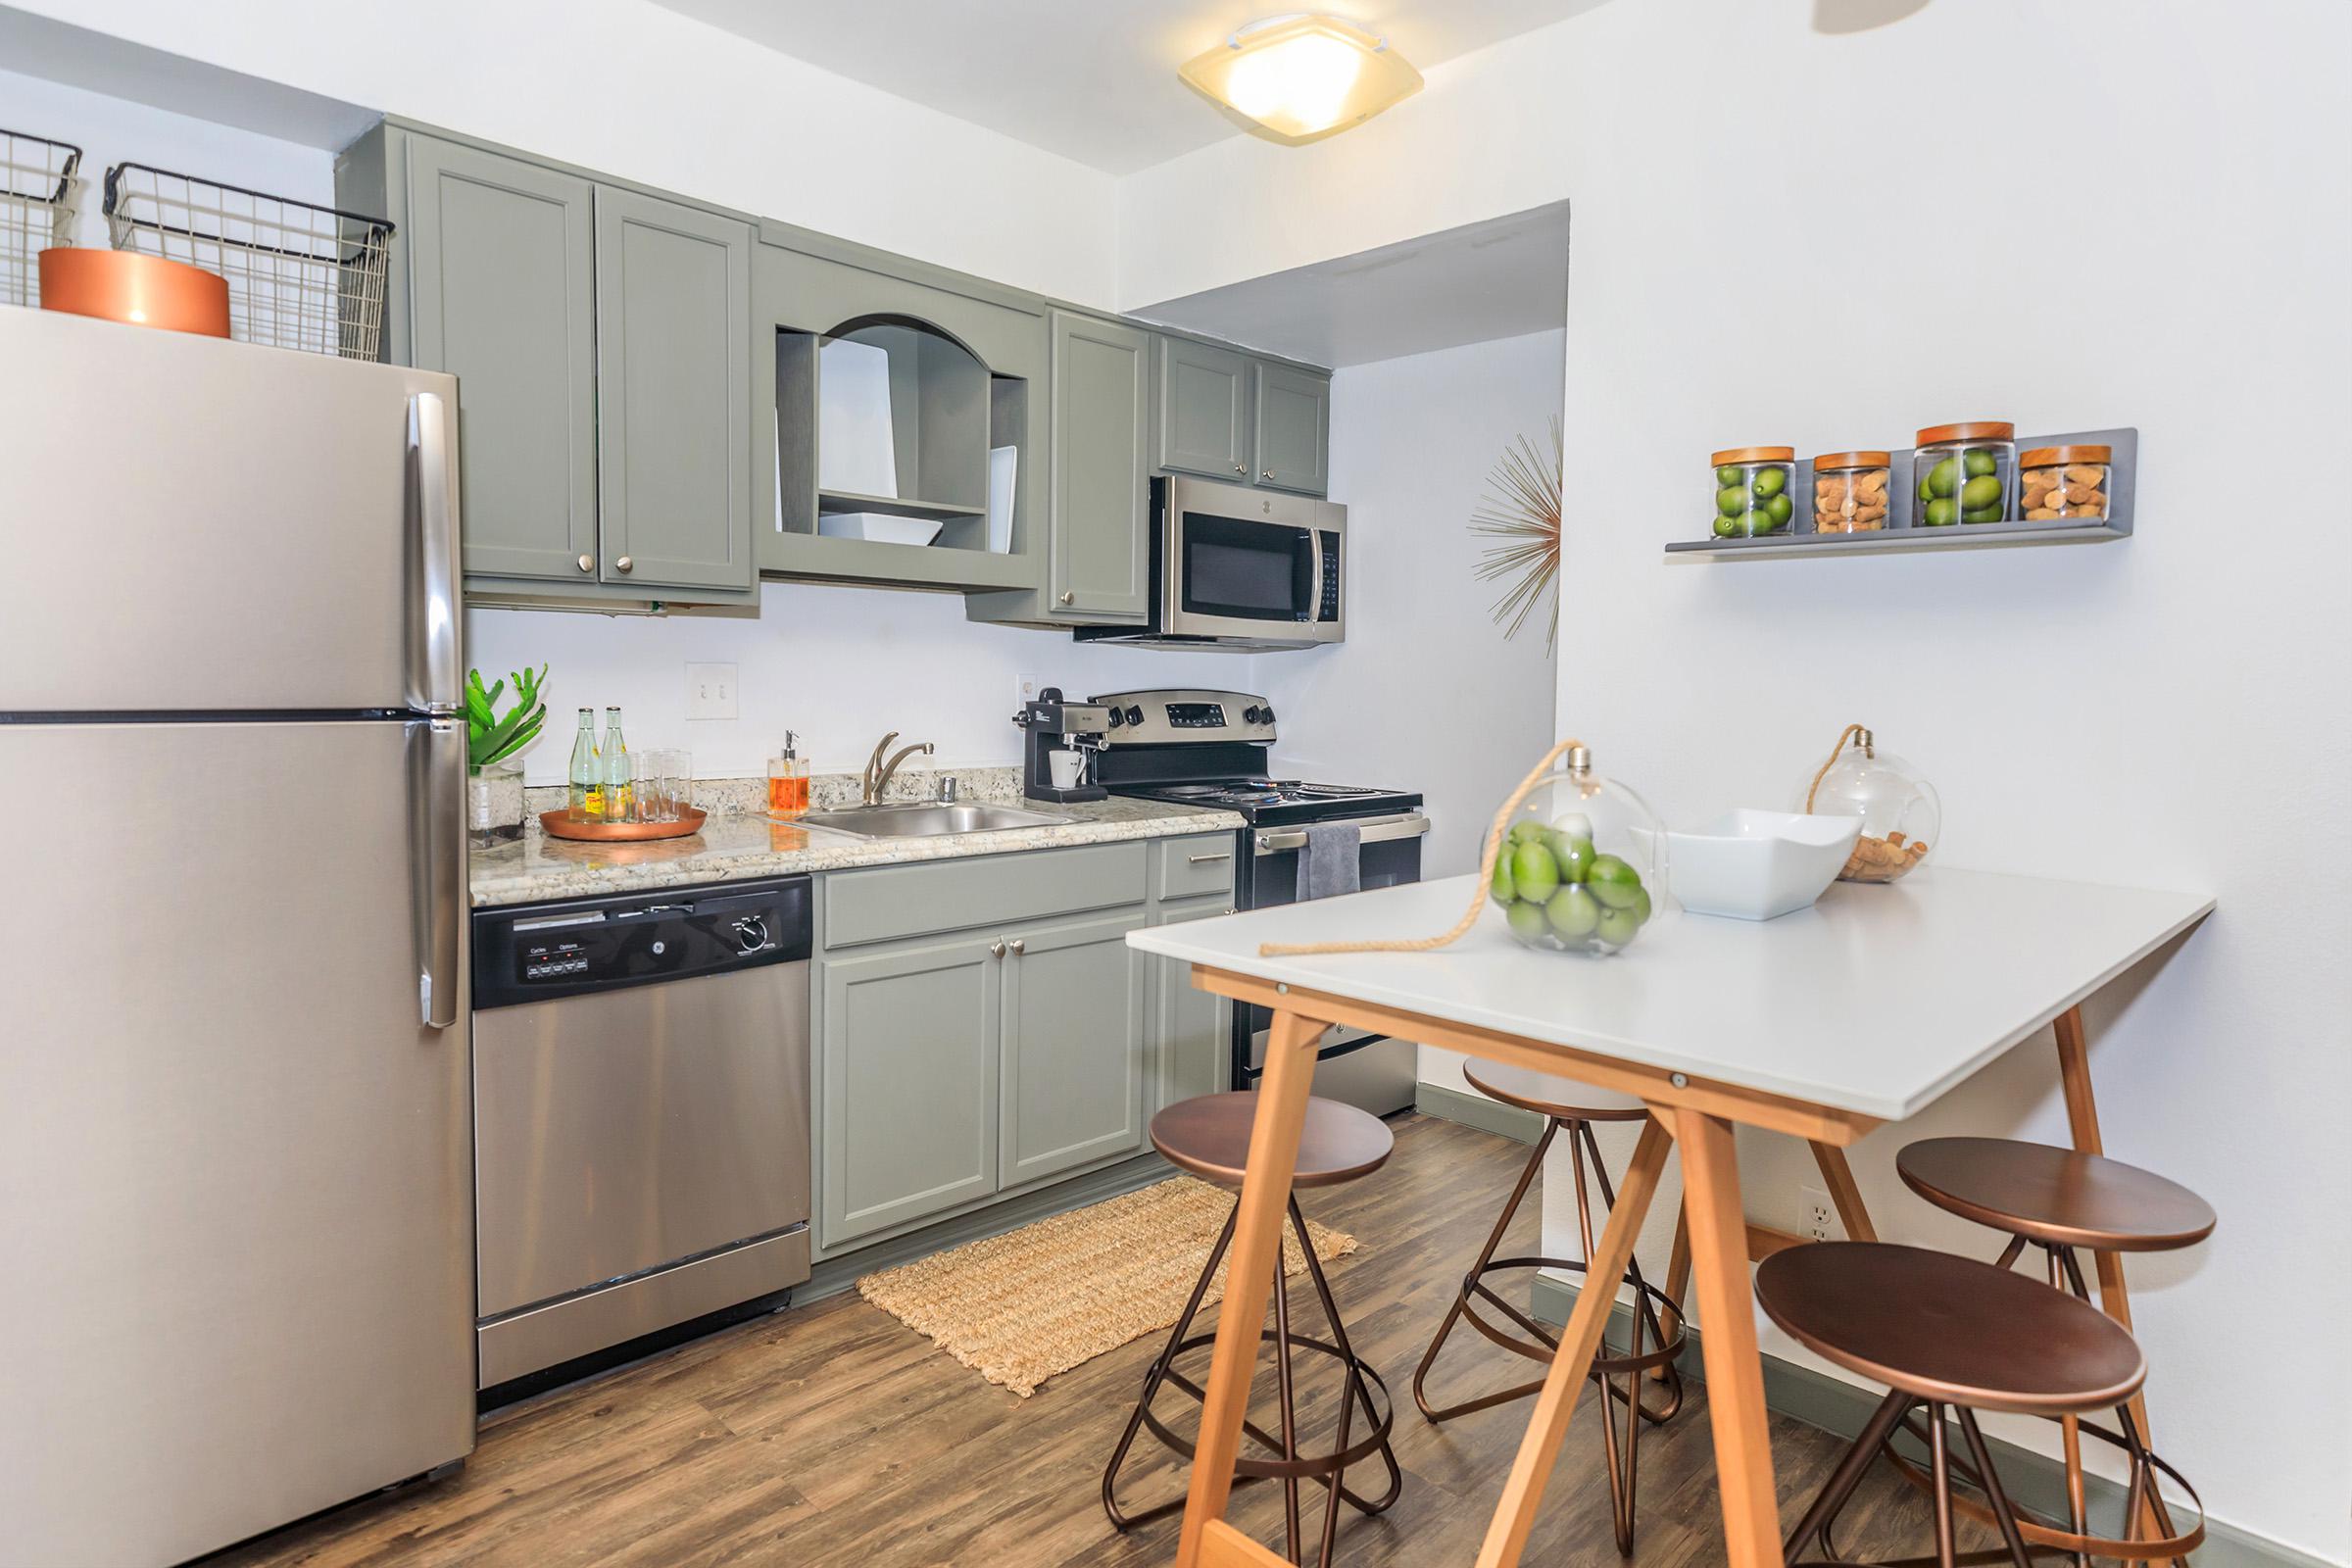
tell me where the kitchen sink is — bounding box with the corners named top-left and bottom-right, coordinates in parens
top-left (800, 802), bottom-right (1074, 839)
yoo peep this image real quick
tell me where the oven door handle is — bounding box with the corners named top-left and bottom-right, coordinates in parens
top-left (1253, 810), bottom-right (1430, 856)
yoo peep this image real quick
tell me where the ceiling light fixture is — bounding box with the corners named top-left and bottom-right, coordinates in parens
top-left (1179, 14), bottom-right (1424, 147)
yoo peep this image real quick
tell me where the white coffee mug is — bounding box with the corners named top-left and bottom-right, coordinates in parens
top-left (1048, 749), bottom-right (1085, 789)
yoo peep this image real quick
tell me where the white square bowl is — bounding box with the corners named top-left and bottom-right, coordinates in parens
top-left (1665, 808), bottom-right (1862, 921)
top-left (816, 512), bottom-right (943, 547)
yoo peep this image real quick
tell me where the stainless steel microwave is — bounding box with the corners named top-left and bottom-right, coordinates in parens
top-left (1077, 476), bottom-right (1345, 652)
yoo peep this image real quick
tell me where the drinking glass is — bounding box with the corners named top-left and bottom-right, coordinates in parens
top-left (664, 751), bottom-right (695, 819)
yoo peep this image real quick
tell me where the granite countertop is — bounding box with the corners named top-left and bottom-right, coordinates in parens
top-left (468, 792), bottom-right (1247, 907)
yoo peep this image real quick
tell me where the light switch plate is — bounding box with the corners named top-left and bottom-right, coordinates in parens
top-left (686, 662), bottom-right (738, 721)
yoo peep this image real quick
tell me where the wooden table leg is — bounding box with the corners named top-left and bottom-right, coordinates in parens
top-left (1652, 1204), bottom-right (1691, 1387)
top-left (1176, 1008), bottom-right (1324, 1568)
top-left (1676, 1107), bottom-right (1787, 1568)
top-left (2052, 1003), bottom-right (2158, 1535)
top-left (1808, 1141), bottom-right (1879, 1243)
top-left (1472, 1115), bottom-right (1674, 1568)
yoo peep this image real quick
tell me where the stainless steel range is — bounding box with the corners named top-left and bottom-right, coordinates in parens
top-left (1088, 689), bottom-right (1428, 1116)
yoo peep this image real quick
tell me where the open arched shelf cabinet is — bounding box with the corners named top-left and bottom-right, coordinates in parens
top-left (756, 233), bottom-right (1044, 592)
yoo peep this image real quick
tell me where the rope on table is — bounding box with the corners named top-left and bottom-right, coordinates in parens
top-left (1258, 736), bottom-right (1584, 957)
top-left (1804, 722), bottom-right (1870, 813)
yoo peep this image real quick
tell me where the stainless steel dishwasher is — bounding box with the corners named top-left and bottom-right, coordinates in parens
top-left (469, 876), bottom-right (811, 1391)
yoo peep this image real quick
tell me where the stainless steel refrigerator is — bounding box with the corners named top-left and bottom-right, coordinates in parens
top-left (0, 308), bottom-right (474, 1566)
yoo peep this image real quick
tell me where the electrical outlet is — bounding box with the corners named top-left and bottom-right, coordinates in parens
top-left (685, 662), bottom-right (738, 721)
top-left (1015, 672), bottom-right (1043, 709)
top-left (1800, 1184), bottom-right (1838, 1243)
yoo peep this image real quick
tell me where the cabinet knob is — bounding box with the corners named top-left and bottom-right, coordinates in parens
top-left (1057, 591), bottom-right (1074, 606)
top-left (1234, 463), bottom-right (1246, 474)
top-left (576, 554), bottom-right (595, 573)
top-left (614, 556), bottom-right (633, 573)
top-left (990, 940), bottom-right (1006, 958)
top-left (1007, 939), bottom-right (1026, 956)
top-left (1261, 470), bottom-right (1274, 481)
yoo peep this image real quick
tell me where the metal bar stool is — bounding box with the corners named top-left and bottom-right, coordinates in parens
top-left (1895, 1137), bottom-right (2213, 1564)
top-left (1758, 1241), bottom-right (2198, 1568)
top-left (1102, 1092), bottom-right (1402, 1567)
top-left (1409, 1061), bottom-right (1686, 1555)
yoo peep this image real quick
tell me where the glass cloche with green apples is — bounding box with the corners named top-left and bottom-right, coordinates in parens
top-left (1487, 743), bottom-right (1667, 956)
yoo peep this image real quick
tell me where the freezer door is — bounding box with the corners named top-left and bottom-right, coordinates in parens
top-left (0, 310), bottom-right (461, 714)
top-left (0, 719), bottom-right (474, 1568)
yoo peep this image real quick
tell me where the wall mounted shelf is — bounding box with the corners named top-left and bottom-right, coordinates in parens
top-left (816, 489), bottom-right (986, 521)
top-left (1666, 426), bottom-right (2136, 564)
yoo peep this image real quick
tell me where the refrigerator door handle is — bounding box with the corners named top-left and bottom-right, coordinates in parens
top-left (411, 717), bottom-right (465, 1029)
top-left (406, 391), bottom-right (460, 714)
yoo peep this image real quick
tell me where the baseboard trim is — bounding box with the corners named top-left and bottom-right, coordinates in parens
top-left (1415, 1081), bottom-right (1545, 1145)
top-left (1527, 1275), bottom-right (2323, 1568)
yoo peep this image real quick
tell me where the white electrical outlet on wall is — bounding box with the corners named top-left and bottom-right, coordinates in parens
top-left (1015, 672), bottom-right (1043, 709)
top-left (1799, 1184), bottom-right (1838, 1243)
top-left (686, 662), bottom-right (739, 721)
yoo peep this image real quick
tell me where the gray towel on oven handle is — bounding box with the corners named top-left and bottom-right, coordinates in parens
top-left (1296, 820), bottom-right (1363, 901)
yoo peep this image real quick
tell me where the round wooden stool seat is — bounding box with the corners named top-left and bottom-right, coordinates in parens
top-left (1898, 1137), bottom-right (2217, 1253)
top-left (1151, 1091), bottom-right (1393, 1190)
top-left (1463, 1060), bottom-right (1647, 1122)
top-left (1757, 1243), bottom-right (2144, 1418)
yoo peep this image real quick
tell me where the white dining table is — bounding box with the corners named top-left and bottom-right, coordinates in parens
top-left (1126, 867), bottom-right (2213, 1568)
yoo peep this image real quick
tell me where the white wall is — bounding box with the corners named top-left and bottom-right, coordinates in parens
top-left (8, 0), bottom-right (1117, 305)
top-left (1124, 2), bottom-right (2352, 1558)
top-left (466, 588), bottom-right (1257, 785)
top-left (0, 63), bottom-right (332, 244)
top-left (1258, 329), bottom-right (1562, 1092)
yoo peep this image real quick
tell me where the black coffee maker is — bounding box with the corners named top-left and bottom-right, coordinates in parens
top-left (1013, 688), bottom-right (1111, 803)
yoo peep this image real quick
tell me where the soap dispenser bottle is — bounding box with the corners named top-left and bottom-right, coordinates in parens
top-left (767, 731), bottom-right (808, 820)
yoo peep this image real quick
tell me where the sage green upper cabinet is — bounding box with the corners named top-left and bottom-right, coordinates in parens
top-left (818, 933), bottom-right (1003, 1249)
top-left (1155, 336), bottom-right (1250, 481)
top-left (593, 189), bottom-right (755, 594)
top-left (1048, 312), bottom-right (1151, 621)
top-left (401, 138), bottom-right (597, 583)
top-left (1252, 361), bottom-right (1332, 496)
top-left (1000, 910), bottom-right (1148, 1189)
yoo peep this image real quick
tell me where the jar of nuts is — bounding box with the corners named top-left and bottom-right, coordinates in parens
top-left (1710, 446), bottom-right (1797, 538)
top-left (2018, 444), bottom-right (2112, 521)
top-left (1812, 452), bottom-right (1892, 533)
top-left (1913, 420), bottom-right (2015, 527)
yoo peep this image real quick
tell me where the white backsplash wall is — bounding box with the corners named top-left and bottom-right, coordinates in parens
top-left (0, 63), bottom-right (334, 245)
top-left (1253, 329), bottom-right (1563, 1095)
top-left (465, 585), bottom-right (1258, 787)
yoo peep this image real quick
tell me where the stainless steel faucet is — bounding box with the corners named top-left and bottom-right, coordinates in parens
top-left (860, 732), bottom-right (935, 806)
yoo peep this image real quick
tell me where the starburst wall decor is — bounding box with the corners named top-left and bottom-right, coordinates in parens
top-left (1470, 416), bottom-right (1562, 649)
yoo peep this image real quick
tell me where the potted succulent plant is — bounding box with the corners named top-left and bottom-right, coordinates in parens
top-left (465, 664), bottom-right (546, 848)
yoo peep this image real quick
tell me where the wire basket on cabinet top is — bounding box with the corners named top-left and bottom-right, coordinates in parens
top-left (1, 126), bottom-right (84, 308)
top-left (102, 162), bottom-right (393, 359)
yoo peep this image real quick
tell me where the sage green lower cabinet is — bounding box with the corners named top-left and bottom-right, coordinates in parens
top-left (999, 910), bottom-right (1148, 1188)
top-left (593, 189), bottom-right (756, 594)
top-left (1252, 361), bottom-right (1333, 496)
top-left (817, 933), bottom-right (1004, 1249)
top-left (1151, 897), bottom-right (1234, 1113)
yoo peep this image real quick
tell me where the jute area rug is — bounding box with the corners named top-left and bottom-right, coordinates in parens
top-left (856, 1175), bottom-right (1359, 1398)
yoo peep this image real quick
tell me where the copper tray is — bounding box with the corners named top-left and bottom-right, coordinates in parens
top-left (539, 807), bottom-right (707, 843)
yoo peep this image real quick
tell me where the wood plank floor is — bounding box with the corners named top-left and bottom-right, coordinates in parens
top-left (210, 1115), bottom-right (1980, 1567)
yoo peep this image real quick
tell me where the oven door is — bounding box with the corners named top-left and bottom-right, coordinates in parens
top-left (1164, 476), bottom-right (1345, 645)
top-left (1233, 810), bottom-right (1428, 1116)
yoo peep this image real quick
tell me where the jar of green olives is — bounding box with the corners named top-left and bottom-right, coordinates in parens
top-left (1912, 421), bottom-right (2015, 527)
top-left (1710, 446), bottom-right (1797, 538)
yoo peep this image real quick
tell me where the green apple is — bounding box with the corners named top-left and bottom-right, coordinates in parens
top-left (1587, 854), bottom-right (1643, 908)
top-left (1545, 884), bottom-right (1601, 942)
top-left (1511, 841), bottom-right (1560, 903)
top-left (1505, 899), bottom-right (1552, 945)
top-left (1595, 904), bottom-right (1642, 947)
top-left (1491, 856), bottom-right (1517, 903)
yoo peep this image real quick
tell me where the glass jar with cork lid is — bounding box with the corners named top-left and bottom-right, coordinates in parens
top-left (1913, 420), bottom-right (2015, 527)
top-left (1709, 446), bottom-right (1796, 538)
top-left (2019, 444), bottom-right (2113, 521)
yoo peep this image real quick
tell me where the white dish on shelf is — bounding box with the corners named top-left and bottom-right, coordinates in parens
top-left (987, 445), bottom-right (1017, 554)
top-left (1662, 808), bottom-right (1861, 921)
top-left (817, 512), bottom-right (942, 547)
top-left (817, 337), bottom-right (898, 497)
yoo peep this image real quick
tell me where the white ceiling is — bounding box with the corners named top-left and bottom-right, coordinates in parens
top-left (645, 0), bottom-right (1601, 175)
top-left (1134, 201), bottom-right (1568, 368)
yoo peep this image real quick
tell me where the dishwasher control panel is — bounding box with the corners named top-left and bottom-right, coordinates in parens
top-left (472, 875), bottom-right (813, 1009)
